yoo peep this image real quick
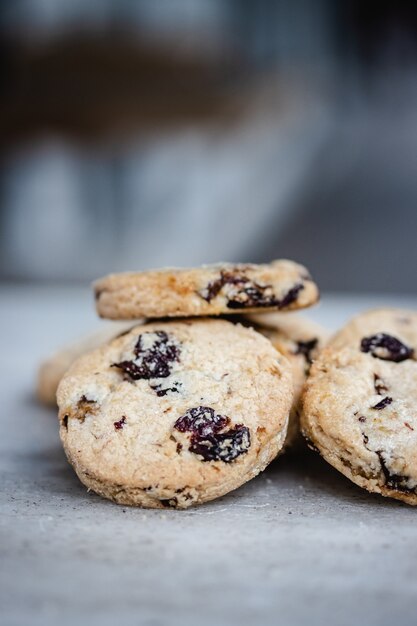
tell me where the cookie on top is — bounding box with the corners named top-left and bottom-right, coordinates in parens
top-left (94, 260), bottom-right (319, 320)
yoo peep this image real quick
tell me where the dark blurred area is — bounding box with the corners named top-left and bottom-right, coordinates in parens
top-left (1, 0), bottom-right (417, 291)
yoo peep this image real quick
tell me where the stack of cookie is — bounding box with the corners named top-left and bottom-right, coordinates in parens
top-left (40, 265), bottom-right (417, 507)
top-left (54, 260), bottom-right (322, 508)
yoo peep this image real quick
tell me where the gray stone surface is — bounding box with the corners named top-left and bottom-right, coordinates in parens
top-left (1, 287), bottom-right (417, 626)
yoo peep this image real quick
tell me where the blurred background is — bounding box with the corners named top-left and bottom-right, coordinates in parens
top-left (1, 0), bottom-right (417, 292)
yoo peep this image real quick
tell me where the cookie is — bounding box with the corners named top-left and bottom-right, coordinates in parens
top-left (94, 260), bottom-right (319, 320)
top-left (301, 308), bottom-right (417, 504)
top-left (57, 318), bottom-right (293, 509)
top-left (246, 312), bottom-right (327, 447)
top-left (37, 321), bottom-right (136, 406)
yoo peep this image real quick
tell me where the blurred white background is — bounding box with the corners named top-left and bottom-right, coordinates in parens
top-left (1, 0), bottom-right (417, 292)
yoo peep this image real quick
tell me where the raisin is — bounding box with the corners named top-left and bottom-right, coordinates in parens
top-left (199, 269), bottom-right (304, 310)
top-left (227, 282), bottom-right (304, 310)
top-left (79, 394), bottom-right (97, 405)
top-left (114, 416), bottom-right (126, 430)
top-left (359, 426), bottom-right (415, 492)
top-left (371, 396), bottom-right (393, 410)
top-left (150, 381), bottom-right (182, 397)
top-left (361, 333), bottom-right (413, 362)
top-left (174, 406), bottom-right (251, 462)
top-left (277, 283), bottom-right (304, 309)
top-left (373, 374), bottom-right (388, 394)
top-left (189, 425), bottom-right (251, 463)
top-left (174, 406), bottom-right (229, 437)
top-left (295, 338), bottom-right (318, 365)
top-left (113, 331), bottom-right (180, 380)
top-left (200, 270), bottom-right (244, 302)
top-left (226, 280), bottom-right (273, 309)
top-left (376, 451), bottom-right (415, 493)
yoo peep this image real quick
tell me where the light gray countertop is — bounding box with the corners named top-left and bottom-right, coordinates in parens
top-left (1, 287), bottom-right (417, 626)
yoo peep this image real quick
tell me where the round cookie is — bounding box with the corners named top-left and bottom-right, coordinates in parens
top-left (301, 308), bottom-right (417, 504)
top-left (94, 260), bottom-right (319, 320)
top-left (57, 318), bottom-right (293, 509)
top-left (246, 312), bottom-right (328, 447)
top-left (37, 321), bottom-right (136, 406)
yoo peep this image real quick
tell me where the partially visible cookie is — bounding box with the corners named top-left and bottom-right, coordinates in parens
top-left (37, 321), bottom-right (136, 406)
top-left (57, 318), bottom-right (293, 509)
top-left (246, 312), bottom-right (328, 447)
top-left (94, 260), bottom-right (319, 320)
top-left (301, 308), bottom-right (417, 504)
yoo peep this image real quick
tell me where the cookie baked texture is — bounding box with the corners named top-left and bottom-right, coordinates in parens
top-left (57, 318), bottom-right (293, 509)
top-left (246, 312), bottom-right (327, 447)
top-left (37, 321), bottom-right (136, 406)
top-left (301, 308), bottom-right (417, 504)
top-left (94, 260), bottom-right (319, 320)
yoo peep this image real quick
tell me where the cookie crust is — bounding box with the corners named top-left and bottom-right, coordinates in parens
top-left (94, 260), bottom-right (319, 320)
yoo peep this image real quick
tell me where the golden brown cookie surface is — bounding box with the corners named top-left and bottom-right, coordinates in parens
top-left (301, 308), bottom-right (417, 504)
top-left (246, 312), bottom-right (327, 448)
top-left (37, 321), bottom-right (136, 406)
top-left (58, 318), bottom-right (293, 508)
top-left (94, 260), bottom-right (319, 320)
